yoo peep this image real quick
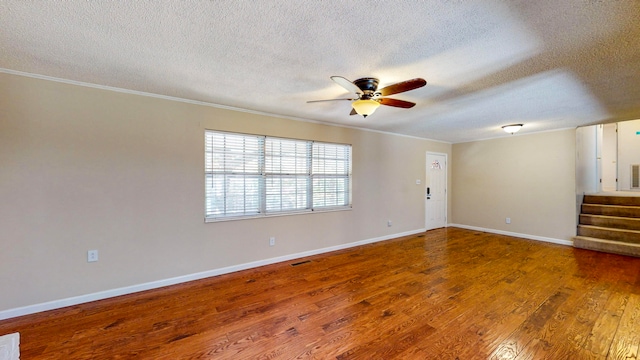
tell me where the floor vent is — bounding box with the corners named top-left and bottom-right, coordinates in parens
top-left (290, 260), bottom-right (311, 267)
top-left (632, 164), bottom-right (640, 189)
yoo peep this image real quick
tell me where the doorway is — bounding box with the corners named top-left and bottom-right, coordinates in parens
top-left (425, 152), bottom-right (447, 230)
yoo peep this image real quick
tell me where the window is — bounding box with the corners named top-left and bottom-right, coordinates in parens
top-left (205, 130), bottom-right (351, 221)
top-left (312, 142), bottom-right (351, 208)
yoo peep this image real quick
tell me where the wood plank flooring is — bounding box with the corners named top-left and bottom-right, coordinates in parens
top-left (1, 227), bottom-right (640, 359)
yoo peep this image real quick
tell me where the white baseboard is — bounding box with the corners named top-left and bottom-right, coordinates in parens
top-left (448, 223), bottom-right (573, 246)
top-left (0, 228), bottom-right (425, 321)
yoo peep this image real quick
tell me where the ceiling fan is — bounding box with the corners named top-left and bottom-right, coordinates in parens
top-left (308, 76), bottom-right (427, 117)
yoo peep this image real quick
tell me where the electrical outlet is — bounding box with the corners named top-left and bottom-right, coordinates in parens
top-left (387, 220), bottom-right (392, 227)
top-left (269, 237), bottom-right (275, 246)
top-left (87, 250), bottom-right (98, 262)
top-left (506, 217), bottom-right (511, 224)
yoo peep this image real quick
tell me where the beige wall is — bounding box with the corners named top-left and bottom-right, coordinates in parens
top-left (451, 130), bottom-right (576, 241)
top-left (0, 72), bottom-right (451, 312)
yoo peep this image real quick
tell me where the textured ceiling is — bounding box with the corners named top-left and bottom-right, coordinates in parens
top-left (1, 1), bottom-right (639, 143)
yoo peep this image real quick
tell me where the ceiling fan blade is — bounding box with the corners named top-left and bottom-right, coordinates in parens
top-left (307, 98), bottom-right (356, 103)
top-left (378, 78), bottom-right (426, 96)
top-left (379, 97), bottom-right (416, 108)
top-left (331, 76), bottom-right (364, 95)
top-left (350, 108), bottom-right (357, 116)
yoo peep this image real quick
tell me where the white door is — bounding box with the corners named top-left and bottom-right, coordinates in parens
top-left (601, 123), bottom-right (618, 191)
top-left (425, 152), bottom-right (447, 230)
top-left (596, 124), bottom-right (603, 192)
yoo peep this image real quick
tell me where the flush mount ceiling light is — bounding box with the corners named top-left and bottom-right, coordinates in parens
top-left (351, 99), bottom-right (381, 118)
top-left (502, 124), bottom-right (523, 134)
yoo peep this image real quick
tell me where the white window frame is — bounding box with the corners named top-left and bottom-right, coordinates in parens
top-left (205, 130), bottom-right (352, 222)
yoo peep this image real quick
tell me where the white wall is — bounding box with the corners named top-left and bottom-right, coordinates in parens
top-left (576, 125), bottom-right (598, 195)
top-left (0, 72), bottom-right (451, 315)
top-left (617, 120), bottom-right (640, 191)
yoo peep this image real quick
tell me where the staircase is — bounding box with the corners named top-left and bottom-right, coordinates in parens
top-left (573, 194), bottom-right (640, 257)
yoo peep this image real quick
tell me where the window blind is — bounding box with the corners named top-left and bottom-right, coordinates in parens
top-left (265, 137), bottom-right (311, 213)
top-left (312, 142), bottom-right (351, 208)
top-left (205, 132), bottom-right (264, 218)
top-left (205, 130), bottom-right (351, 221)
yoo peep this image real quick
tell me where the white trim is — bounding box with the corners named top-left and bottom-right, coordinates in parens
top-left (0, 228), bottom-right (425, 321)
top-left (205, 206), bottom-right (352, 223)
top-left (448, 224), bottom-right (573, 246)
top-left (0, 68), bottom-right (450, 144)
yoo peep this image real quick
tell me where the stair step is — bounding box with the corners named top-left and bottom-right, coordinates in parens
top-left (583, 194), bottom-right (640, 207)
top-left (579, 214), bottom-right (640, 231)
top-left (577, 225), bottom-right (640, 244)
top-left (573, 236), bottom-right (640, 258)
top-left (581, 204), bottom-right (640, 218)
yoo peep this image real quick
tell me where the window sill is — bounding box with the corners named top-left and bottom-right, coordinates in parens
top-left (204, 206), bottom-right (352, 223)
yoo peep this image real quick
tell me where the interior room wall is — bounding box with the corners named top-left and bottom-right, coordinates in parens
top-left (0, 72), bottom-right (451, 315)
top-left (451, 129), bottom-right (576, 242)
top-left (575, 125), bottom-right (598, 196)
top-left (575, 125), bottom-right (598, 223)
top-left (617, 119), bottom-right (640, 191)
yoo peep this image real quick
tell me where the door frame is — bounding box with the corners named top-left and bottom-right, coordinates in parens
top-left (425, 151), bottom-right (448, 230)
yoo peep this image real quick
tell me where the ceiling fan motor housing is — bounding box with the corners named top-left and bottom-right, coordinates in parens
top-left (353, 78), bottom-right (379, 99)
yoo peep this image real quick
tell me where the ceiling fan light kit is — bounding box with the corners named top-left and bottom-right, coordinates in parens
top-left (502, 124), bottom-right (523, 134)
top-left (352, 99), bottom-right (380, 117)
top-left (308, 76), bottom-right (427, 118)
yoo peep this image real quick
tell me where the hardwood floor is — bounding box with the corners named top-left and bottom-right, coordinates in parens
top-left (2, 227), bottom-right (640, 359)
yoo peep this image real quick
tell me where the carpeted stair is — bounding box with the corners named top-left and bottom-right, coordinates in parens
top-left (573, 194), bottom-right (640, 257)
